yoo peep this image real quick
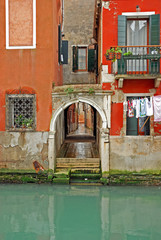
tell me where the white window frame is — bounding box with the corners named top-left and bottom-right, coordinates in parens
top-left (122, 11), bottom-right (155, 18)
top-left (6, 0), bottom-right (36, 49)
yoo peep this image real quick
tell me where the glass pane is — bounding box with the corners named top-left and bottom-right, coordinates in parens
top-left (127, 20), bottom-right (147, 46)
top-left (78, 48), bottom-right (86, 70)
top-left (127, 20), bottom-right (147, 72)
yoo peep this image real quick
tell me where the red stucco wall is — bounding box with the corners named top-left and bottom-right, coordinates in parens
top-left (0, 0), bottom-right (63, 132)
top-left (102, 0), bottom-right (161, 65)
top-left (101, 0), bottom-right (161, 136)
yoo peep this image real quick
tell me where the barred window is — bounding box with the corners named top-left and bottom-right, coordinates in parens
top-left (6, 94), bottom-right (36, 130)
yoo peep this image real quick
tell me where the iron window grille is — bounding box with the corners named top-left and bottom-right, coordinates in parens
top-left (6, 94), bottom-right (36, 131)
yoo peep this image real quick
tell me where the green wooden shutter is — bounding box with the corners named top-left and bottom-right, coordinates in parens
top-left (149, 14), bottom-right (160, 45)
top-left (118, 15), bottom-right (127, 74)
top-left (126, 116), bottom-right (138, 136)
top-left (118, 15), bottom-right (127, 46)
top-left (95, 45), bottom-right (98, 76)
top-left (149, 14), bottom-right (160, 74)
top-left (72, 46), bottom-right (78, 72)
top-left (58, 24), bottom-right (62, 64)
top-left (126, 97), bottom-right (138, 136)
top-left (88, 49), bottom-right (95, 72)
top-left (62, 40), bottom-right (68, 64)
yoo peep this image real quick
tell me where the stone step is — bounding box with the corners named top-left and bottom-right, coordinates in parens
top-left (56, 168), bottom-right (101, 174)
top-left (56, 158), bottom-right (100, 163)
top-left (56, 158), bottom-right (100, 170)
top-left (57, 163), bottom-right (100, 167)
top-left (71, 173), bottom-right (101, 179)
top-left (57, 164), bottom-right (100, 168)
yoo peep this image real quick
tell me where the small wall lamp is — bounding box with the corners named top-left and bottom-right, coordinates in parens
top-left (136, 5), bottom-right (141, 12)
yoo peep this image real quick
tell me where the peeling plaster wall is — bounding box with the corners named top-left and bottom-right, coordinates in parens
top-left (110, 136), bottom-right (161, 171)
top-left (0, 132), bottom-right (48, 169)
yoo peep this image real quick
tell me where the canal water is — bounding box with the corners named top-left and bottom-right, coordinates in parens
top-left (0, 185), bottom-right (161, 240)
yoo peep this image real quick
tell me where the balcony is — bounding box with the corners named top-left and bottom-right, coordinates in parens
top-left (107, 45), bottom-right (161, 87)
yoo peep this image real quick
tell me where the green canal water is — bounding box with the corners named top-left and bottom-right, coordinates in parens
top-left (0, 185), bottom-right (161, 240)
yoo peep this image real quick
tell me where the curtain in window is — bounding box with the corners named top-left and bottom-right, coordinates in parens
top-left (78, 48), bottom-right (87, 70)
top-left (127, 20), bottom-right (147, 72)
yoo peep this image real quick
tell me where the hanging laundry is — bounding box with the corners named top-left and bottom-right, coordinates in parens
top-left (127, 100), bottom-right (134, 118)
top-left (132, 99), bottom-right (137, 109)
top-left (140, 98), bottom-right (146, 118)
top-left (145, 97), bottom-right (153, 116)
top-left (153, 95), bottom-right (161, 122)
top-left (136, 99), bottom-right (140, 118)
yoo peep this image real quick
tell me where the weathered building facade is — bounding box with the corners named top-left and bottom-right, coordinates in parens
top-left (0, 0), bottom-right (63, 169)
top-left (47, 0), bottom-right (114, 174)
top-left (63, 0), bottom-right (96, 85)
top-left (94, 0), bottom-right (161, 171)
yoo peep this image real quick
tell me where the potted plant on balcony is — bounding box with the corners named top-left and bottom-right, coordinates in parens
top-left (115, 47), bottom-right (122, 60)
top-left (150, 47), bottom-right (160, 61)
top-left (106, 47), bottom-right (122, 62)
top-left (123, 51), bottom-right (133, 57)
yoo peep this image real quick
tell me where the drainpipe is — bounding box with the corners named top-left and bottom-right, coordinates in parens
top-left (61, 0), bottom-right (64, 33)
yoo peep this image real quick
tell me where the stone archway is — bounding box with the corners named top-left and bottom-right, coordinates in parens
top-left (48, 85), bottom-right (112, 173)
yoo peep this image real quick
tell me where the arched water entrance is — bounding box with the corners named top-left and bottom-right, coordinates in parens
top-left (48, 86), bottom-right (112, 173)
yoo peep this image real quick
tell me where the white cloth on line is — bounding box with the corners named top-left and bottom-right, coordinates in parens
top-left (145, 97), bottom-right (153, 117)
top-left (140, 98), bottom-right (146, 118)
top-left (153, 95), bottom-right (161, 122)
top-left (136, 99), bottom-right (140, 118)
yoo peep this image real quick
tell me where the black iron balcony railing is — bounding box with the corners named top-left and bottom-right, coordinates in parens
top-left (110, 45), bottom-right (161, 75)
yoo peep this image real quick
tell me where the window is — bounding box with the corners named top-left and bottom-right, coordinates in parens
top-left (72, 46), bottom-right (95, 72)
top-left (127, 19), bottom-right (148, 72)
top-left (6, 0), bottom-right (36, 49)
top-left (118, 14), bottom-right (160, 46)
top-left (126, 97), bottom-right (150, 136)
top-left (78, 47), bottom-right (87, 71)
top-left (6, 94), bottom-right (36, 130)
top-left (118, 14), bottom-right (160, 73)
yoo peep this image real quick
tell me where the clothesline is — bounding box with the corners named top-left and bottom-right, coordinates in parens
top-left (123, 95), bottom-right (161, 122)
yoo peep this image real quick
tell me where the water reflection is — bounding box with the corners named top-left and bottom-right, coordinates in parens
top-left (0, 185), bottom-right (161, 240)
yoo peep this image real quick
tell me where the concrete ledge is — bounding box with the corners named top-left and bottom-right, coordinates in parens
top-left (0, 169), bottom-right (161, 185)
top-left (53, 178), bottom-right (70, 184)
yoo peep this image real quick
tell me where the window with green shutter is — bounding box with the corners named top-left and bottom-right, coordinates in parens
top-left (117, 14), bottom-right (160, 74)
top-left (118, 14), bottom-right (160, 46)
top-left (126, 97), bottom-right (150, 136)
top-left (72, 46), bottom-right (95, 72)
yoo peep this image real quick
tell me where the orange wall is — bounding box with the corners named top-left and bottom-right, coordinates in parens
top-left (0, 0), bottom-right (63, 131)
